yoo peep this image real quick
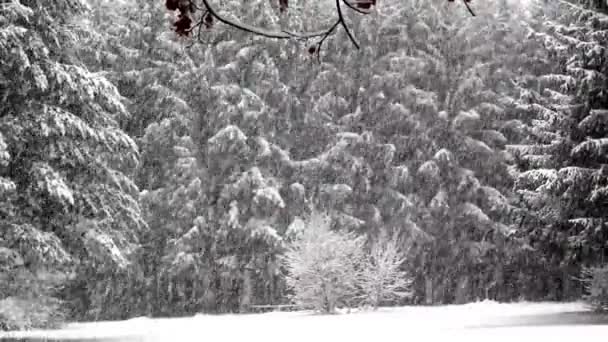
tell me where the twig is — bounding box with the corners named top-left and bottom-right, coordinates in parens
top-left (336, 0), bottom-right (361, 50)
top-left (190, 0), bottom-right (365, 61)
top-left (314, 20), bottom-right (341, 63)
top-left (311, 0), bottom-right (368, 63)
top-left (199, 0), bottom-right (336, 40)
top-left (342, 0), bottom-right (373, 15)
top-left (462, 0), bottom-right (476, 16)
top-left (186, 12), bottom-right (206, 48)
top-left (180, 0), bottom-right (475, 54)
top-left (191, 0), bottom-right (371, 55)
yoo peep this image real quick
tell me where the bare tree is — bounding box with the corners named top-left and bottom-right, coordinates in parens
top-left (358, 231), bottom-right (413, 310)
top-left (283, 212), bottom-right (365, 314)
top-left (582, 266), bottom-right (608, 312)
top-left (165, 0), bottom-right (476, 59)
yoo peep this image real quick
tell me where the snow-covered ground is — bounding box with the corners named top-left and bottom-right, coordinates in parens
top-left (2, 301), bottom-right (607, 342)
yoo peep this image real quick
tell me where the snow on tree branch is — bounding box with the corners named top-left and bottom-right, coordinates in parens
top-left (358, 231), bottom-right (413, 309)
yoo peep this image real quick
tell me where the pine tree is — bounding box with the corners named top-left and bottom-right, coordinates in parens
top-left (76, 0), bottom-right (205, 317)
top-left (0, 0), bottom-right (145, 326)
top-left (511, 0), bottom-right (608, 300)
top-left (135, 0), bottom-right (306, 314)
top-left (289, 0), bottom-right (527, 304)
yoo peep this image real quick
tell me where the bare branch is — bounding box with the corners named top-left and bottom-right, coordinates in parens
top-left (336, 0), bottom-right (360, 50)
top-left (169, 0), bottom-right (476, 54)
top-left (313, 19), bottom-right (341, 63)
top-left (199, 0), bottom-right (337, 40)
top-left (310, 0), bottom-right (367, 62)
top-left (183, 0), bottom-right (366, 61)
top-left (342, 0), bottom-right (373, 15)
top-left (462, 0), bottom-right (476, 16)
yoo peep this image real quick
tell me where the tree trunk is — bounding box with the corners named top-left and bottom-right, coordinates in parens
top-left (240, 269), bottom-right (252, 313)
top-left (425, 276), bottom-right (434, 305)
top-left (454, 275), bottom-right (469, 304)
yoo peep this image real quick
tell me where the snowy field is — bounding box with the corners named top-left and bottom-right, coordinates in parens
top-left (2, 301), bottom-right (608, 342)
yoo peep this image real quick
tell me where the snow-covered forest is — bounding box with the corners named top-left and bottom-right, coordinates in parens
top-left (1, 0), bottom-right (608, 331)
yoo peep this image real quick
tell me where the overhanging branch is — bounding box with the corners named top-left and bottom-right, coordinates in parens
top-left (199, 0), bottom-right (335, 40)
top-left (337, 0), bottom-right (361, 50)
top-left (462, 0), bottom-right (476, 16)
top-left (168, 0), bottom-right (477, 56)
top-left (196, 0), bottom-right (368, 51)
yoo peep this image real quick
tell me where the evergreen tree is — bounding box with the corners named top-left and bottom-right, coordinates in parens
top-left (0, 0), bottom-right (145, 325)
top-left (511, 0), bottom-right (608, 300)
top-left (5, 0), bottom-right (604, 326)
top-left (77, 0), bottom-right (202, 317)
top-left (138, 0), bottom-right (307, 314)
top-left (287, 0), bottom-right (527, 304)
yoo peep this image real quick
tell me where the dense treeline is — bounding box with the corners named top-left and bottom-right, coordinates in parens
top-left (0, 0), bottom-right (607, 329)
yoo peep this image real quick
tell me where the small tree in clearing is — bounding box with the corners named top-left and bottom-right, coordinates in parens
top-left (283, 212), bottom-right (364, 314)
top-left (582, 266), bottom-right (608, 312)
top-left (358, 231), bottom-right (412, 310)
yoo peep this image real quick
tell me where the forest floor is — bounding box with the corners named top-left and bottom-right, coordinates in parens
top-left (1, 301), bottom-right (607, 342)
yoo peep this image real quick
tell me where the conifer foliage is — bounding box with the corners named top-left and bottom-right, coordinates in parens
top-left (0, 0), bottom-right (146, 326)
top-left (3, 0), bottom-right (608, 328)
top-left (286, 0), bottom-right (526, 304)
top-left (511, 0), bottom-right (608, 300)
